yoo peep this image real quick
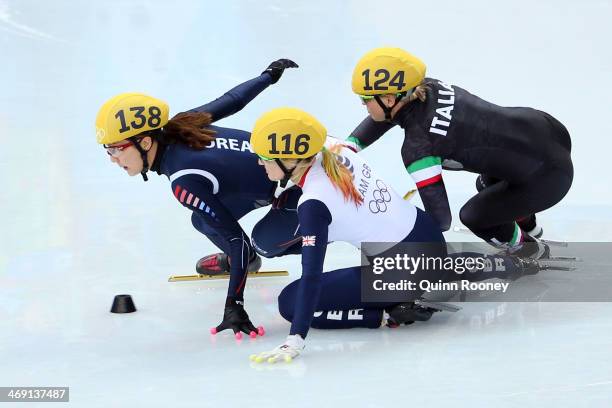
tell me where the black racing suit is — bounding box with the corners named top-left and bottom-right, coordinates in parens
top-left (347, 78), bottom-right (573, 244)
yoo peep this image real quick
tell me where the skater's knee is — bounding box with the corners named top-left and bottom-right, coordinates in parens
top-left (251, 237), bottom-right (273, 258)
top-left (251, 212), bottom-right (301, 258)
top-left (251, 236), bottom-right (301, 258)
top-left (459, 205), bottom-right (481, 229)
top-left (277, 280), bottom-right (299, 322)
top-left (251, 224), bottom-right (285, 258)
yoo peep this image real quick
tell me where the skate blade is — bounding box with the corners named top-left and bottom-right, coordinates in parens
top-left (540, 239), bottom-right (568, 247)
top-left (539, 260), bottom-right (576, 272)
top-left (545, 256), bottom-right (581, 262)
top-left (452, 227), bottom-right (569, 247)
top-left (415, 299), bottom-right (462, 312)
top-left (403, 189), bottom-right (417, 201)
top-left (169, 270), bottom-right (289, 282)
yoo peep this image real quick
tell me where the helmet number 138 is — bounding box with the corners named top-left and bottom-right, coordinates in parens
top-left (115, 106), bottom-right (163, 134)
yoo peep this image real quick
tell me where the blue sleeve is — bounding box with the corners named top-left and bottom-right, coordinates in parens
top-left (188, 73), bottom-right (273, 123)
top-left (172, 174), bottom-right (252, 300)
top-left (290, 199), bottom-right (332, 338)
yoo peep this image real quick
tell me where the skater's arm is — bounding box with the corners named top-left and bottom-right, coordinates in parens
top-left (187, 73), bottom-right (272, 122)
top-left (345, 116), bottom-right (395, 152)
top-left (401, 133), bottom-right (452, 231)
top-left (171, 175), bottom-right (252, 300)
top-left (290, 199), bottom-right (332, 338)
top-left (418, 184), bottom-right (452, 231)
top-left (188, 59), bottom-right (297, 123)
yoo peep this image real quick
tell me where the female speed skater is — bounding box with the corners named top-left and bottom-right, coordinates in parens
top-left (346, 47), bottom-right (573, 258)
top-left (246, 107), bottom-right (544, 364)
top-left (95, 59), bottom-right (300, 338)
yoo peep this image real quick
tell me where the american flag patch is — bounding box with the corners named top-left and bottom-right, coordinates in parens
top-left (302, 236), bottom-right (316, 246)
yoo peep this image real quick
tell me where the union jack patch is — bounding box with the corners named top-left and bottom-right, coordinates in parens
top-left (302, 236), bottom-right (316, 247)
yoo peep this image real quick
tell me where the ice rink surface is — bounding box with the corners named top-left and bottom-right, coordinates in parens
top-left (1, 0), bottom-right (612, 407)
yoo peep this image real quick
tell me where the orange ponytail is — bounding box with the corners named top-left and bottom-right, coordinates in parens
top-left (320, 145), bottom-right (363, 206)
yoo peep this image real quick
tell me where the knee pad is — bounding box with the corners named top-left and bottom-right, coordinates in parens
top-left (475, 175), bottom-right (486, 192)
top-left (475, 174), bottom-right (500, 192)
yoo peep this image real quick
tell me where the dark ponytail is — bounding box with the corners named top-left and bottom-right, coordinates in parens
top-left (154, 111), bottom-right (216, 150)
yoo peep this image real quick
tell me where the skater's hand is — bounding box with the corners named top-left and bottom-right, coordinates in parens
top-left (210, 298), bottom-right (265, 339)
top-left (250, 334), bottom-right (305, 364)
top-left (262, 59), bottom-right (298, 84)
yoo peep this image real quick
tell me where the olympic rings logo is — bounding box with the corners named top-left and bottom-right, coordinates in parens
top-left (335, 154), bottom-right (354, 176)
top-left (368, 179), bottom-right (392, 213)
top-left (96, 127), bottom-right (106, 142)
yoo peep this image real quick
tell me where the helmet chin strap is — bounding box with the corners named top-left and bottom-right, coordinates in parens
top-left (274, 159), bottom-right (293, 188)
top-left (129, 137), bottom-right (150, 182)
top-left (374, 91), bottom-right (409, 122)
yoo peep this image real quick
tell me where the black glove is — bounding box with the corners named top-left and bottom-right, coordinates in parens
top-left (262, 59), bottom-right (299, 84)
top-left (213, 298), bottom-right (260, 337)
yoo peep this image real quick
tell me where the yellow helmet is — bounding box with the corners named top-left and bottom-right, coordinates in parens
top-left (250, 107), bottom-right (327, 160)
top-left (351, 47), bottom-right (426, 96)
top-left (95, 93), bottom-right (169, 145)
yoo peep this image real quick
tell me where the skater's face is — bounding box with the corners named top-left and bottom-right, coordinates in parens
top-left (258, 157), bottom-right (295, 181)
top-left (258, 158), bottom-right (286, 181)
top-left (362, 94), bottom-right (396, 122)
top-left (106, 137), bottom-right (151, 177)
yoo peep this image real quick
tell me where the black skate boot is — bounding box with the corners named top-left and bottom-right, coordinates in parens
top-left (385, 302), bottom-right (436, 328)
top-left (511, 235), bottom-right (550, 260)
top-left (196, 252), bottom-right (262, 275)
top-left (507, 256), bottom-right (542, 281)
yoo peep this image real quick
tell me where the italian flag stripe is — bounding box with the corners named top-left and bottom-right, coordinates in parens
top-left (346, 136), bottom-right (365, 151)
top-left (416, 174), bottom-right (443, 188)
top-left (510, 222), bottom-right (523, 246)
top-left (407, 156), bottom-right (442, 173)
top-left (410, 164), bottom-right (442, 184)
top-left (407, 156), bottom-right (443, 188)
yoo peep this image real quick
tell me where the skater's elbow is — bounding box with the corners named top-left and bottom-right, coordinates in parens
top-left (431, 208), bottom-right (451, 231)
top-left (439, 218), bottom-right (451, 232)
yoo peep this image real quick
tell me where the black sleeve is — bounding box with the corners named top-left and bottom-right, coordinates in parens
top-left (417, 183), bottom-right (452, 231)
top-left (345, 116), bottom-right (395, 152)
top-left (188, 73), bottom-right (273, 123)
top-left (171, 175), bottom-right (252, 299)
top-left (400, 131), bottom-right (452, 231)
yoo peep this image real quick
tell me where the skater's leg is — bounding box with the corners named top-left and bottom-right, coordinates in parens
top-left (459, 166), bottom-right (572, 248)
top-left (191, 212), bottom-right (231, 254)
top-left (477, 175), bottom-right (542, 238)
top-left (192, 212), bottom-right (260, 274)
top-left (252, 187), bottom-right (303, 258)
top-left (278, 266), bottom-right (391, 330)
